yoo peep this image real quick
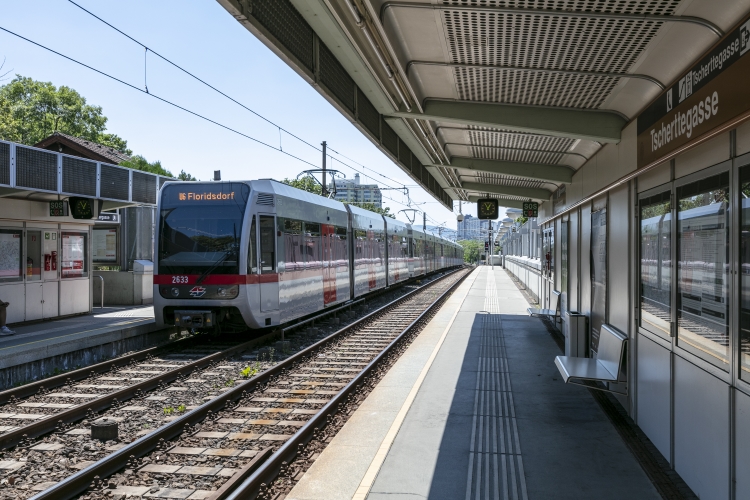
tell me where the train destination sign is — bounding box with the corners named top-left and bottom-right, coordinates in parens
top-left (178, 191), bottom-right (236, 201)
top-left (523, 201), bottom-right (539, 218)
top-left (637, 17), bottom-right (750, 168)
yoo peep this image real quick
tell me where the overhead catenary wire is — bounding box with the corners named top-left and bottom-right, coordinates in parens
top-left (0, 25), bottom-right (321, 169)
top-left (65, 0), bottom-right (420, 200)
top-left (0, 26), bottom-right (420, 208)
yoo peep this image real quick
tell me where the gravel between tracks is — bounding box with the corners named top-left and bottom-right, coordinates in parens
top-left (0, 272), bottom-right (453, 499)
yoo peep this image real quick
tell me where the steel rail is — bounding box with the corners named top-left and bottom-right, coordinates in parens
top-left (29, 267), bottom-right (467, 500)
top-left (0, 336), bottom-right (261, 450)
top-left (0, 329), bottom-right (191, 406)
top-left (224, 268), bottom-right (470, 499)
top-left (406, 60), bottom-right (666, 90)
top-left (380, 2), bottom-right (724, 37)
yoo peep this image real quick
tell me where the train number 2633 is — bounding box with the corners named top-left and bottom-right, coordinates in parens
top-left (172, 276), bottom-right (189, 284)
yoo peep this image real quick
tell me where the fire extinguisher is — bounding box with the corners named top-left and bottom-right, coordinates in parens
top-left (44, 254), bottom-right (51, 272)
top-left (51, 251), bottom-right (57, 271)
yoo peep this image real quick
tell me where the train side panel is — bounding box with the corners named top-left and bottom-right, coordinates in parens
top-left (348, 205), bottom-right (387, 298)
top-left (385, 216), bottom-right (410, 286)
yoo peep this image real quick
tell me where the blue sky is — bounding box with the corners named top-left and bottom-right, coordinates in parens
top-left (0, 0), bottom-right (468, 229)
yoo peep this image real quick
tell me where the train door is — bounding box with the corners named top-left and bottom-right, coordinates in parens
top-left (258, 214), bottom-right (279, 312)
top-left (322, 224), bottom-right (337, 305)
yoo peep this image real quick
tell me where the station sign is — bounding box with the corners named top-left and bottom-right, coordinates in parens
top-left (637, 17), bottom-right (750, 168)
top-left (97, 213), bottom-right (119, 223)
top-left (523, 201), bottom-right (539, 218)
top-left (49, 200), bottom-right (68, 217)
top-left (477, 198), bottom-right (499, 220)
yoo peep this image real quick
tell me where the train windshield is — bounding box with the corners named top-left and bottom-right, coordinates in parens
top-left (158, 183), bottom-right (250, 275)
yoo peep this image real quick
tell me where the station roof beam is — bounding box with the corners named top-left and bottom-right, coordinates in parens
top-left (447, 157), bottom-right (573, 184)
top-left (457, 182), bottom-right (551, 202)
top-left (391, 100), bottom-right (627, 144)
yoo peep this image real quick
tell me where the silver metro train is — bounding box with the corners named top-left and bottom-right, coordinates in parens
top-left (153, 180), bottom-right (464, 331)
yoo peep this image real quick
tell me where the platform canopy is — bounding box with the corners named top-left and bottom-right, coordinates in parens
top-left (217, 0), bottom-right (747, 210)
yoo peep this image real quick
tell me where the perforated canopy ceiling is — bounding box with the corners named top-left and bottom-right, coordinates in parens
top-left (219, 0), bottom-right (750, 210)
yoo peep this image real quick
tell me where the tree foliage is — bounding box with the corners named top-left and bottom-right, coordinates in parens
top-left (120, 155), bottom-right (171, 177)
top-left (458, 239), bottom-right (482, 263)
top-left (0, 75), bottom-right (130, 152)
top-left (0, 75), bottom-right (197, 180)
top-left (177, 170), bottom-right (197, 181)
top-left (281, 176), bottom-right (323, 196)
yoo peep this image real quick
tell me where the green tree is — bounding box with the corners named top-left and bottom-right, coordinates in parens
top-left (458, 239), bottom-right (481, 263)
top-left (177, 170), bottom-right (197, 181)
top-left (119, 155), bottom-right (172, 177)
top-left (0, 75), bottom-right (130, 153)
top-left (281, 176), bottom-right (323, 195)
top-left (515, 215), bottom-right (528, 225)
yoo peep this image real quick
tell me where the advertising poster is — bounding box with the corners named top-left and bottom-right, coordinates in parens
top-left (62, 233), bottom-right (85, 278)
top-left (0, 231), bottom-right (21, 279)
top-left (93, 228), bottom-right (117, 263)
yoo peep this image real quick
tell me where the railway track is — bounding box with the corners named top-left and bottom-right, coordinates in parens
top-left (16, 266), bottom-right (468, 500)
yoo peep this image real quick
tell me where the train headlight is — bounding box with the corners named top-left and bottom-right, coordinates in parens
top-left (218, 285), bottom-right (239, 299)
top-left (171, 288), bottom-right (180, 297)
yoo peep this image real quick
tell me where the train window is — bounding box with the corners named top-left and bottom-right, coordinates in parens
top-left (305, 223), bottom-right (321, 263)
top-left (259, 216), bottom-right (276, 274)
top-left (739, 167), bottom-right (750, 379)
top-left (639, 192), bottom-right (671, 338)
top-left (281, 218), bottom-right (303, 265)
top-left (676, 172), bottom-right (730, 368)
top-left (247, 216), bottom-right (257, 274)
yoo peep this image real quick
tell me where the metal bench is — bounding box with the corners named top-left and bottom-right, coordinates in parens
top-left (528, 290), bottom-right (561, 325)
top-left (554, 324), bottom-right (627, 395)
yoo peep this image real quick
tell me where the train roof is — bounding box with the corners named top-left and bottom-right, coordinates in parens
top-left (251, 179), bottom-right (347, 213)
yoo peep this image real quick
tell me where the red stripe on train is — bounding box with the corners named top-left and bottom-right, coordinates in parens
top-left (153, 274), bottom-right (279, 285)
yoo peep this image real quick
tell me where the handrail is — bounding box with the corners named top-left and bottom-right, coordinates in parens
top-left (93, 275), bottom-right (104, 309)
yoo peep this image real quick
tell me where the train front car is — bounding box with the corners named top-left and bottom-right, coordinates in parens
top-left (154, 181), bottom-right (254, 331)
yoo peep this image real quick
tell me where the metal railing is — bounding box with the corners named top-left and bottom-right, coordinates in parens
top-left (94, 275), bottom-right (104, 308)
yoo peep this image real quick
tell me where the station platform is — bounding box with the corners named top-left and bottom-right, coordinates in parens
top-left (288, 266), bottom-right (661, 500)
top-left (0, 306), bottom-right (171, 389)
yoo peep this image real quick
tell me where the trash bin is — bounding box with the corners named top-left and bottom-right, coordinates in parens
top-left (564, 311), bottom-right (588, 357)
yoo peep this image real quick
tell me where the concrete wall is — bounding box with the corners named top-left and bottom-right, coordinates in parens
top-left (93, 271), bottom-right (153, 306)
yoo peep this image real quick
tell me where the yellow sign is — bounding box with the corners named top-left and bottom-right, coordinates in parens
top-left (179, 192), bottom-right (235, 201)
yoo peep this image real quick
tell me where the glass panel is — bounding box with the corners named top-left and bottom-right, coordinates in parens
top-left (561, 222), bottom-right (568, 315)
top-left (640, 192), bottom-right (672, 337)
top-left (279, 218), bottom-right (302, 271)
top-left (158, 183), bottom-right (249, 275)
top-left (739, 168), bottom-right (750, 379)
top-left (259, 216), bottom-right (276, 274)
top-left (0, 229), bottom-right (23, 282)
top-left (591, 209), bottom-right (607, 356)
top-left (305, 222), bottom-right (321, 266)
top-left (61, 232), bottom-right (88, 278)
top-left (677, 172), bottom-right (729, 367)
